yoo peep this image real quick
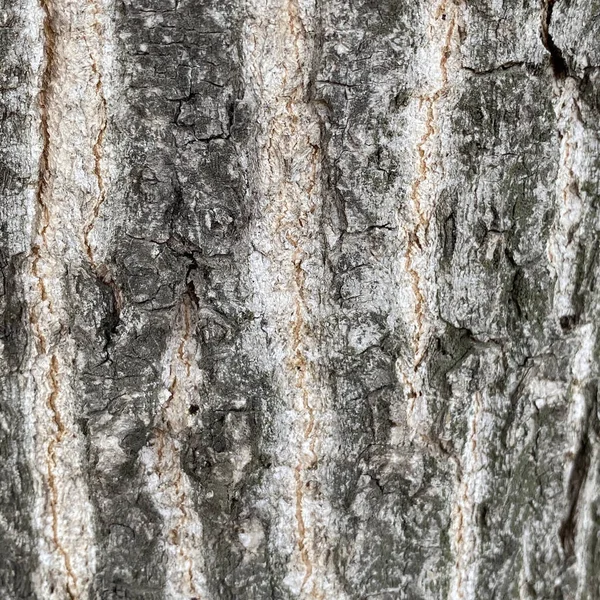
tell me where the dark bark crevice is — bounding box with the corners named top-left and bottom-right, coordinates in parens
top-left (541, 0), bottom-right (569, 78)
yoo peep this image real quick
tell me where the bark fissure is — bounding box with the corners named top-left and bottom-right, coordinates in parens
top-left (31, 3), bottom-right (78, 596)
top-left (402, 0), bottom-right (460, 426)
top-left (141, 293), bottom-right (207, 599)
top-left (541, 0), bottom-right (568, 78)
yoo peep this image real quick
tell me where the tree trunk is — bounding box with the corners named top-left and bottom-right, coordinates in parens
top-left (1, 0), bottom-right (599, 598)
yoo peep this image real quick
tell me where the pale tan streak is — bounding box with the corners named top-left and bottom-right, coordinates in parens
top-left (245, 0), bottom-right (326, 595)
top-left (27, 0), bottom-right (99, 597)
top-left (403, 0), bottom-right (460, 416)
top-left (141, 295), bottom-right (208, 599)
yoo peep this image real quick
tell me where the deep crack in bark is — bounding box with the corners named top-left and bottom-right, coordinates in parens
top-left (541, 0), bottom-right (568, 78)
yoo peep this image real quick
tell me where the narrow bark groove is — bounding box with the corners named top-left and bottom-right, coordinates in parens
top-left (29, 2), bottom-right (86, 597)
top-left (140, 293), bottom-right (207, 599)
top-left (541, 0), bottom-right (569, 78)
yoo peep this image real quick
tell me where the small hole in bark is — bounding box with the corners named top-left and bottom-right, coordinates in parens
top-left (260, 454), bottom-right (272, 468)
top-left (189, 404), bottom-right (199, 415)
top-left (559, 315), bottom-right (578, 332)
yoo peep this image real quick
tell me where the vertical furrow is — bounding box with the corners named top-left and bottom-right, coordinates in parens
top-left (22, 1), bottom-right (116, 596)
top-left (398, 0), bottom-right (462, 435)
top-left (140, 294), bottom-right (208, 600)
top-left (244, 0), bottom-right (341, 596)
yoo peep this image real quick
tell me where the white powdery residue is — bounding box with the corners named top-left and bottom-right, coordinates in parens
top-left (139, 298), bottom-right (209, 600)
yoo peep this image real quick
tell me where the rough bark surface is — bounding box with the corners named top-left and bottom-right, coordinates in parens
top-left (1, 0), bottom-right (600, 598)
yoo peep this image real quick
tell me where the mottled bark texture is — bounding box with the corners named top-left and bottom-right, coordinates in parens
top-left (1, 0), bottom-right (600, 598)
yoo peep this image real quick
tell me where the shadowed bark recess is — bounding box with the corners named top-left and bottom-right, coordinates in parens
top-left (1, 0), bottom-right (600, 598)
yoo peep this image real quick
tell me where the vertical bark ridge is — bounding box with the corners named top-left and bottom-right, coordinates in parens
top-left (548, 78), bottom-right (588, 333)
top-left (27, 2), bottom-right (91, 597)
top-left (547, 60), bottom-right (600, 591)
top-left (399, 0), bottom-right (462, 434)
top-left (82, 6), bottom-right (107, 267)
top-left (23, 0), bottom-right (122, 596)
top-left (140, 293), bottom-right (208, 599)
top-left (0, 4), bottom-right (43, 596)
top-left (448, 389), bottom-right (487, 599)
top-left (244, 0), bottom-right (340, 595)
top-left (82, 0), bottom-right (122, 313)
top-left (29, 8), bottom-right (69, 588)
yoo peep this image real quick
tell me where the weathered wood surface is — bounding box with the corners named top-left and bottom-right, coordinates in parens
top-left (1, 0), bottom-right (600, 598)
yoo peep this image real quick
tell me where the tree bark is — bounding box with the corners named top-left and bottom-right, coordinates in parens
top-left (1, 0), bottom-right (599, 598)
